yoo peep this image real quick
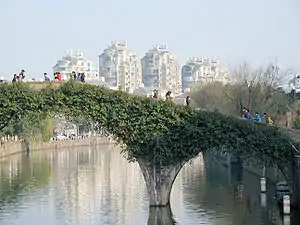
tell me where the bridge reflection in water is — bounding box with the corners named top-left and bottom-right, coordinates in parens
top-left (0, 145), bottom-right (298, 225)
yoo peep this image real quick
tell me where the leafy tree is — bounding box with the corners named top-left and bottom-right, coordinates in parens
top-left (40, 115), bottom-right (53, 141)
top-left (0, 83), bottom-right (50, 139)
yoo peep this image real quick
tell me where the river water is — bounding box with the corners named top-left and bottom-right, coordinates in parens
top-left (0, 144), bottom-right (298, 225)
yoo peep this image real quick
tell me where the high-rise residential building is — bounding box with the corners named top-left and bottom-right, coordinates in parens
top-left (53, 50), bottom-right (98, 81)
top-left (141, 45), bottom-right (181, 92)
top-left (289, 74), bottom-right (300, 91)
top-left (98, 41), bottom-right (142, 92)
top-left (181, 57), bottom-right (229, 92)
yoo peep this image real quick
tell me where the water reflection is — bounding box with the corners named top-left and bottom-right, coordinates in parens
top-left (176, 158), bottom-right (299, 225)
top-left (0, 154), bottom-right (52, 224)
top-left (49, 145), bottom-right (147, 225)
top-left (0, 145), bottom-right (298, 224)
top-left (147, 206), bottom-right (176, 225)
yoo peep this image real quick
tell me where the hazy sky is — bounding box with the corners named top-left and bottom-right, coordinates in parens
top-left (1, 0), bottom-right (299, 79)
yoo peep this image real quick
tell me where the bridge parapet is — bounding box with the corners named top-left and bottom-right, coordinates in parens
top-left (279, 127), bottom-right (300, 145)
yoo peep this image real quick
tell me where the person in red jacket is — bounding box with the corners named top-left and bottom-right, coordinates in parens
top-left (57, 72), bottom-right (62, 82)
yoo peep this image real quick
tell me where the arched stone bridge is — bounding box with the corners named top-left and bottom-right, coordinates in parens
top-left (0, 82), bottom-right (297, 208)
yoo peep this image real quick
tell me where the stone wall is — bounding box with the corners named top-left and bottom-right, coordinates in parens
top-left (0, 137), bottom-right (114, 158)
top-left (205, 152), bottom-right (285, 183)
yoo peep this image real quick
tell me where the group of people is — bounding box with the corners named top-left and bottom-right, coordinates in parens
top-left (12, 69), bottom-right (26, 82)
top-left (8, 70), bottom-right (86, 83)
top-left (242, 108), bottom-right (273, 124)
top-left (53, 72), bottom-right (62, 82)
top-left (71, 71), bottom-right (86, 83)
top-left (45, 71), bottom-right (86, 83)
top-left (150, 89), bottom-right (191, 106)
top-left (151, 90), bottom-right (174, 101)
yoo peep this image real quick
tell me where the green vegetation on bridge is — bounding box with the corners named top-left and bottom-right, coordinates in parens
top-left (0, 82), bottom-right (294, 166)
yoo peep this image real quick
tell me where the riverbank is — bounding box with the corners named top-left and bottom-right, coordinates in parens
top-left (0, 137), bottom-right (114, 158)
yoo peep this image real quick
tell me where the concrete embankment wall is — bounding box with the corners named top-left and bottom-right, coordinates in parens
top-left (0, 137), bottom-right (114, 158)
top-left (206, 153), bottom-right (285, 184)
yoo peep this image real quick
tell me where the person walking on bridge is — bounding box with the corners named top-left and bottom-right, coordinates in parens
top-left (254, 112), bottom-right (262, 122)
top-left (242, 107), bottom-right (248, 118)
top-left (71, 71), bottom-right (76, 80)
top-left (186, 96), bottom-right (191, 106)
top-left (151, 89), bottom-right (159, 99)
top-left (165, 91), bottom-right (172, 101)
top-left (242, 108), bottom-right (252, 121)
top-left (246, 110), bottom-right (252, 121)
top-left (44, 73), bottom-right (50, 82)
top-left (12, 74), bottom-right (17, 82)
top-left (19, 69), bottom-right (25, 81)
top-left (263, 113), bottom-right (273, 124)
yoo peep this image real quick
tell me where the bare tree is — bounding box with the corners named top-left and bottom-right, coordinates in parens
top-left (192, 62), bottom-right (290, 122)
top-left (226, 63), bottom-right (286, 112)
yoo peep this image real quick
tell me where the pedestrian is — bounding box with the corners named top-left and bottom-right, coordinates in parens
top-left (12, 74), bottom-right (17, 82)
top-left (165, 91), bottom-right (172, 101)
top-left (57, 72), bottom-right (62, 82)
top-left (244, 109), bottom-right (252, 121)
top-left (76, 73), bottom-right (82, 82)
top-left (44, 73), bottom-right (50, 82)
top-left (263, 113), bottom-right (273, 124)
top-left (72, 71), bottom-right (76, 80)
top-left (152, 89), bottom-right (158, 99)
top-left (242, 107), bottom-right (247, 118)
top-left (54, 72), bottom-right (59, 82)
top-left (186, 96), bottom-right (191, 106)
top-left (19, 69), bottom-right (25, 81)
top-left (253, 112), bottom-right (262, 122)
top-left (81, 73), bottom-right (85, 82)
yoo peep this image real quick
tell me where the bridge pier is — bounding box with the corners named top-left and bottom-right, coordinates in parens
top-left (230, 156), bottom-right (243, 182)
top-left (229, 156), bottom-right (244, 203)
top-left (138, 159), bottom-right (186, 207)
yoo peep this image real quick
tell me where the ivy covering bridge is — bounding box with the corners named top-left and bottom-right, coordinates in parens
top-left (0, 82), bottom-right (295, 206)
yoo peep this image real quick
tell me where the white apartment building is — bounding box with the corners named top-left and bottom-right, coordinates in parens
top-left (53, 50), bottom-right (98, 81)
top-left (181, 57), bottom-right (229, 92)
top-left (289, 74), bottom-right (300, 92)
top-left (98, 41), bottom-right (142, 92)
top-left (141, 45), bottom-right (181, 93)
